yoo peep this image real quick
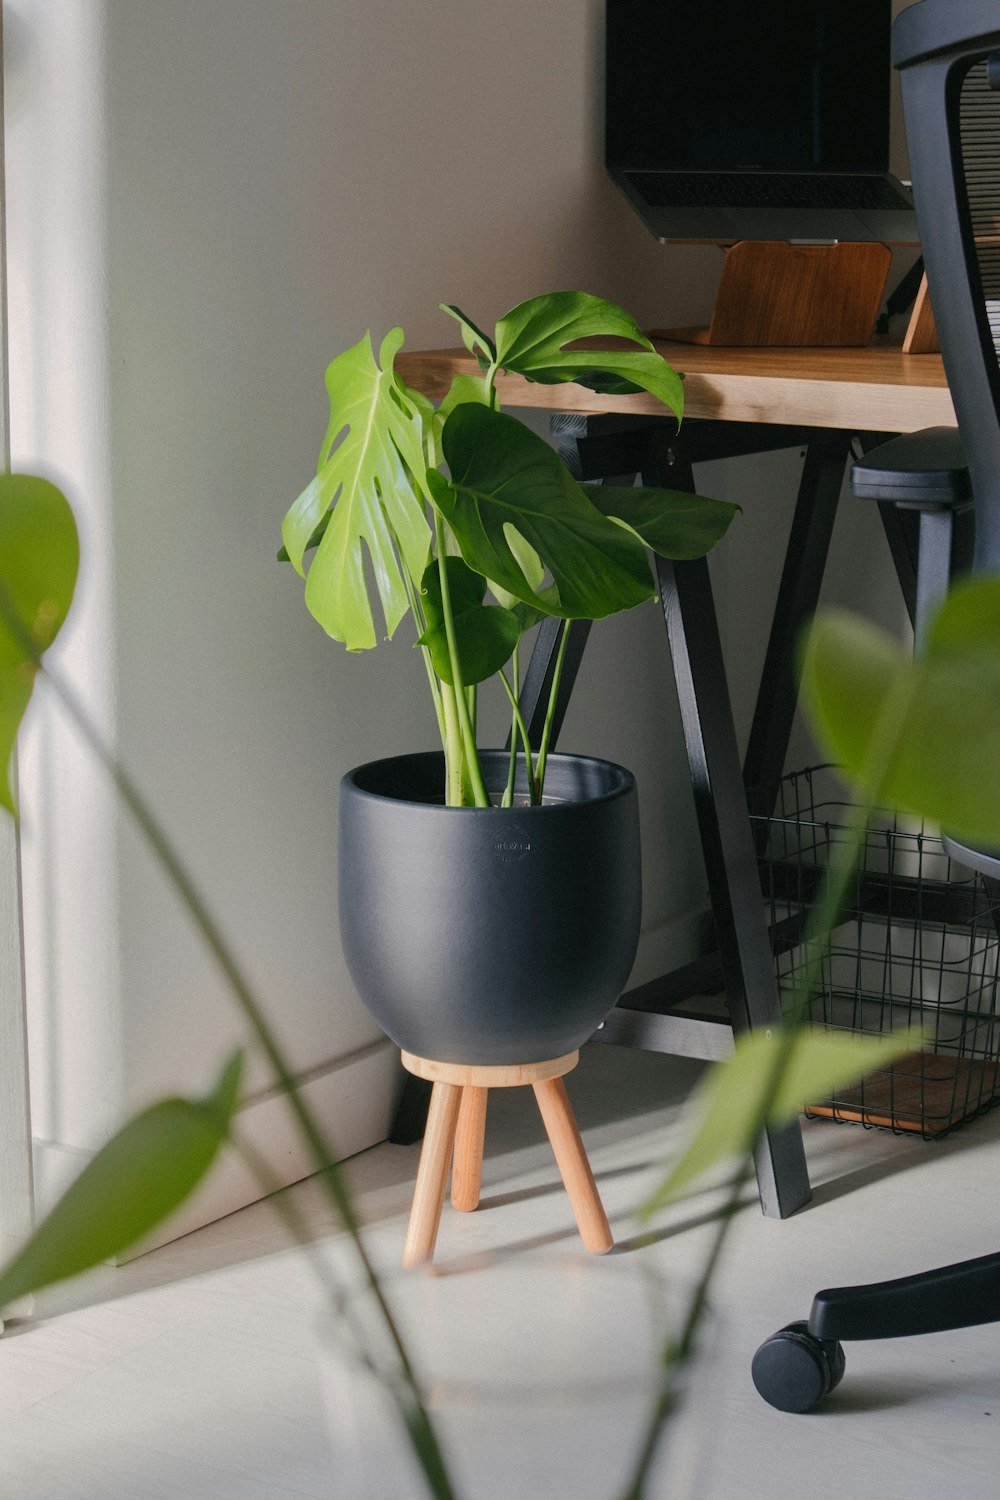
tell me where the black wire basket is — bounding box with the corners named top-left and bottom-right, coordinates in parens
top-left (752, 766), bottom-right (1000, 1139)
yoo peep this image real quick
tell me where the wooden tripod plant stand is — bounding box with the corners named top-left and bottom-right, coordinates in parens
top-left (400, 1050), bottom-right (613, 1268)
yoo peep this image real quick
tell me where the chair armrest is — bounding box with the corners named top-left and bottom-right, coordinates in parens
top-left (851, 426), bottom-right (970, 509)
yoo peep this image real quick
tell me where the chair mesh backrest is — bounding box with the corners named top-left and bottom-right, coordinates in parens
top-left (959, 60), bottom-right (1000, 368)
top-left (895, 2), bottom-right (1000, 571)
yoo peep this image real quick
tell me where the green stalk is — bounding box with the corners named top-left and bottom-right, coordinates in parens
top-left (434, 511), bottom-right (489, 807)
top-left (502, 640), bottom-right (521, 808)
top-left (617, 672), bottom-right (918, 1499)
top-left (534, 619), bottom-right (571, 800)
top-left (439, 681), bottom-right (466, 806)
top-left (0, 586), bottom-right (458, 1500)
top-left (498, 667), bottom-right (539, 805)
top-left (235, 1133), bottom-right (451, 1489)
top-left (401, 562), bottom-right (446, 753)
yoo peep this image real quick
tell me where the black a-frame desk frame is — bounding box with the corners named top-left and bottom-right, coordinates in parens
top-left (391, 340), bottom-right (955, 1219)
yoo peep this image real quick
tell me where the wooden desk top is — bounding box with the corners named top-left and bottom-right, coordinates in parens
top-left (396, 340), bottom-right (954, 435)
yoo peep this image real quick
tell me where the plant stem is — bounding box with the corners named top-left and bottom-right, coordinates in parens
top-left (433, 511), bottom-right (489, 807)
top-left (439, 681), bottom-right (466, 806)
top-left (534, 620), bottom-right (571, 799)
top-left (2, 611), bottom-right (459, 1500)
top-left (502, 641), bottom-right (521, 808)
top-left (234, 1133), bottom-right (453, 1491)
top-left (498, 668), bottom-right (538, 805)
top-left (401, 563), bottom-right (446, 754)
top-left (617, 674), bottom-right (918, 1498)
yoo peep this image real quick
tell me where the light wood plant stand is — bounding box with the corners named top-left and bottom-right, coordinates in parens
top-left (399, 1049), bottom-right (613, 1268)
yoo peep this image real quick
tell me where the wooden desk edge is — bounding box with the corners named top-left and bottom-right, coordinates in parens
top-left (396, 344), bottom-right (955, 434)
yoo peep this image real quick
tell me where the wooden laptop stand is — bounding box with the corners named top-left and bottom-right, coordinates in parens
top-left (655, 240), bottom-right (892, 348)
top-left (399, 1049), bottom-right (613, 1268)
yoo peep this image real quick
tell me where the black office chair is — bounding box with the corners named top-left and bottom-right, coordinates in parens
top-left (752, 0), bottom-right (1000, 1413)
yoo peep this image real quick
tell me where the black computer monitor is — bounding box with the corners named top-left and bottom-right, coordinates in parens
top-left (606, 0), bottom-right (917, 244)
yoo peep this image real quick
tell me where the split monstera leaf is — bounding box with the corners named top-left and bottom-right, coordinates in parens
top-left (279, 294), bottom-right (729, 650)
top-left (279, 291), bottom-right (739, 807)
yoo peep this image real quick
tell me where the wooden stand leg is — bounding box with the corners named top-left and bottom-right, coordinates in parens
top-left (451, 1086), bottom-right (488, 1212)
top-left (402, 1081), bottom-right (462, 1268)
top-left (532, 1077), bottom-right (613, 1255)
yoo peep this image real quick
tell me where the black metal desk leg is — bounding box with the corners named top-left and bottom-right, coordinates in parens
top-left (516, 617), bottom-right (592, 749)
top-left (657, 550), bottom-right (811, 1217)
top-left (743, 434), bottom-right (853, 822)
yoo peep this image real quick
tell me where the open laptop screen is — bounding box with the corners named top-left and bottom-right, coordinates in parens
top-left (606, 0), bottom-right (891, 174)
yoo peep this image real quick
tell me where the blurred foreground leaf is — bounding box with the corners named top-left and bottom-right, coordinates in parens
top-left (641, 1026), bottom-right (924, 1216)
top-left (0, 474), bottom-right (79, 811)
top-left (0, 1052), bottom-right (243, 1311)
top-left (802, 578), bottom-right (1000, 845)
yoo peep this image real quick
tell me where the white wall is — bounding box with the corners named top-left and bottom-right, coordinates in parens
top-left (5, 0), bottom-right (912, 1240)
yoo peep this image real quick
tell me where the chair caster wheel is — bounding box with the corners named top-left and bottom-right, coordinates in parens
top-left (751, 1321), bottom-right (846, 1412)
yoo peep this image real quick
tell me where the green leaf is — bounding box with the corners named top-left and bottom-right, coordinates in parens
top-left (925, 572), bottom-right (1000, 655)
top-left (488, 527), bottom-right (545, 611)
top-left (277, 513), bottom-right (327, 563)
top-left (438, 303), bottom-right (496, 363)
top-left (416, 557), bottom-right (521, 685)
top-left (436, 373), bottom-right (492, 424)
top-left (800, 611), bottom-right (904, 784)
top-left (641, 1027), bottom-right (925, 1214)
top-left (588, 485), bottom-right (740, 561)
top-left (512, 586), bottom-right (561, 634)
top-left (802, 591), bottom-right (1000, 845)
top-left (0, 475), bottom-right (80, 812)
top-left (431, 404), bottom-right (655, 619)
top-left (0, 1053), bottom-right (244, 1311)
top-left (280, 329), bottom-right (432, 650)
top-left (493, 292), bottom-right (684, 422)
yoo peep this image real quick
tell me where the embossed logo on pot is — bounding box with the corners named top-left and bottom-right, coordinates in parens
top-left (493, 837), bottom-right (532, 863)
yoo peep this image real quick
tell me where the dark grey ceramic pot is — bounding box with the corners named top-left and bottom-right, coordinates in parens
top-left (338, 750), bottom-right (641, 1065)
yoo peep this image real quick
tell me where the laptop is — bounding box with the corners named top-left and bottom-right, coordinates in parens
top-left (605, 0), bottom-right (918, 245)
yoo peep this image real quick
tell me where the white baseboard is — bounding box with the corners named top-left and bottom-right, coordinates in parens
top-left (26, 908), bottom-right (713, 1266)
top-left (32, 1038), bottom-right (402, 1262)
top-left (626, 905), bottom-right (713, 992)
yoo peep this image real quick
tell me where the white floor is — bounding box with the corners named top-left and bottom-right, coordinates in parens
top-left (2, 1042), bottom-right (999, 1500)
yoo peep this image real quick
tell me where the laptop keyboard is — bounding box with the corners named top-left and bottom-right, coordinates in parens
top-left (627, 172), bottom-right (913, 211)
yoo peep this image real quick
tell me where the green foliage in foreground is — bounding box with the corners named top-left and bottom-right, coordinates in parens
top-left (0, 474), bottom-right (78, 811)
top-left (803, 578), bottom-right (1000, 844)
top-left (0, 1054), bottom-right (242, 1308)
top-left (6, 415), bottom-right (1000, 1494)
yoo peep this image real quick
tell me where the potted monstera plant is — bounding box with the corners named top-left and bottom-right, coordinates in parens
top-left (280, 292), bottom-right (739, 1065)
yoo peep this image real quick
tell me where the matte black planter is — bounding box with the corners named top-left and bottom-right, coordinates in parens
top-left (339, 751), bottom-right (641, 1065)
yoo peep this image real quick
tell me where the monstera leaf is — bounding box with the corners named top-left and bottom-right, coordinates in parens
top-left (803, 580), bottom-right (1000, 845)
top-left (589, 485), bottom-right (739, 561)
top-left (439, 304), bottom-right (496, 364)
top-left (0, 475), bottom-right (79, 812)
top-left (281, 328), bottom-right (431, 651)
top-left (493, 292), bottom-right (685, 420)
top-left (416, 557), bottom-right (521, 686)
top-left (429, 403), bottom-right (655, 620)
